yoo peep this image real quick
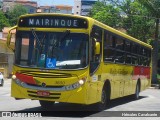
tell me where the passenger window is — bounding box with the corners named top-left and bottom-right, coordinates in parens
top-left (112, 36), bottom-right (116, 48)
top-left (132, 55), bottom-right (138, 65)
top-left (104, 32), bottom-right (116, 62)
top-left (104, 48), bottom-right (115, 62)
top-left (115, 51), bottom-right (125, 63)
top-left (125, 53), bottom-right (132, 64)
top-left (116, 38), bottom-right (124, 50)
top-left (143, 48), bottom-right (147, 56)
top-left (125, 41), bottom-right (131, 52)
top-left (105, 33), bottom-right (112, 47)
top-left (139, 47), bottom-right (144, 55)
top-left (138, 57), bottom-right (144, 66)
top-left (132, 43), bottom-right (138, 54)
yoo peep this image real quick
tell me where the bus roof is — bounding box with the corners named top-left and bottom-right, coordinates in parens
top-left (18, 13), bottom-right (152, 49)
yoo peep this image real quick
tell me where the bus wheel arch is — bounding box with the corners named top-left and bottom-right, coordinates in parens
top-left (97, 80), bottom-right (111, 111)
top-left (103, 80), bottom-right (111, 101)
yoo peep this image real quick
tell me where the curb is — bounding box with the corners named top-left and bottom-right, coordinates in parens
top-left (150, 84), bottom-right (159, 89)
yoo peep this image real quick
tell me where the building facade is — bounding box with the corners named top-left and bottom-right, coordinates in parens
top-left (0, 40), bottom-right (14, 78)
top-left (74, 0), bottom-right (97, 16)
top-left (0, 27), bottom-right (15, 78)
top-left (38, 5), bottom-right (72, 14)
top-left (2, 0), bottom-right (37, 14)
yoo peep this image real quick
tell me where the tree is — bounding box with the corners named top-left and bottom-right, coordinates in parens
top-left (7, 4), bottom-right (27, 26)
top-left (89, 1), bottom-right (122, 28)
top-left (0, 11), bottom-right (10, 31)
top-left (90, 0), bottom-right (155, 43)
top-left (138, 0), bottom-right (160, 84)
top-left (120, 0), bottom-right (155, 42)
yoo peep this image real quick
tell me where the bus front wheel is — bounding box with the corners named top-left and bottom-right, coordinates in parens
top-left (96, 85), bottom-right (110, 111)
top-left (39, 100), bottom-right (55, 109)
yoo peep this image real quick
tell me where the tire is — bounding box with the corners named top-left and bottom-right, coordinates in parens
top-left (96, 86), bottom-right (110, 111)
top-left (0, 79), bottom-right (4, 87)
top-left (133, 82), bottom-right (140, 100)
top-left (39, 100), bottom-right (55, 109)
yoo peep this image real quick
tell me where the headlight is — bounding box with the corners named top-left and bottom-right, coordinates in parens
top-left (65, 79), bottom-right (86, 91)
top-left (79, 80), bottom-right (85, 85)
top-left (12, 75), bottom-right (16, 80)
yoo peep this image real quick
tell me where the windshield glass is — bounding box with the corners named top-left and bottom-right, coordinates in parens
top-left (15, 31), bottom-right (89, 69)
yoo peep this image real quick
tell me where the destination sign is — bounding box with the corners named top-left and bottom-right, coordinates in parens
top-left (18, 15), bottom-right (88, 28)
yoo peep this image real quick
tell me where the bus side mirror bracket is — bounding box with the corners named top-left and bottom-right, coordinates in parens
top-left (7, 26), bottom-right (17, 52)
top-left (95, 42), bottom-right (100, 55)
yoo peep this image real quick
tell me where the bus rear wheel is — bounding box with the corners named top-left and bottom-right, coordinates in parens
top-left (39, 100), bottom-right (55, 109)
top-left (133, 82), bottom-right (140, 100)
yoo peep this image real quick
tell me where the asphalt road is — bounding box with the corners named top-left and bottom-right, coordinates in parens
top-left (0, 79), bottom-right (160, 120)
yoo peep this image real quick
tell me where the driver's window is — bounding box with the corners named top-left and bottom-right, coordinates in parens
top-left (90, 26), bottom-right (102, 74)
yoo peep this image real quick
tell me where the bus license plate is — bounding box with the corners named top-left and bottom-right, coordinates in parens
top-left (37, 91), bottom-right (50, 96)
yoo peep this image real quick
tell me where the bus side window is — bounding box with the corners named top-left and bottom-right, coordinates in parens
top-left (131, 43), bottom-right (138, 65)
top-left (115, 38), bottom-right (125, 63)
top-left (125, 41), bottom-right (131, 52)
top-left (115, 38), bottom-right (124, 50)
top-left (125, 41), bottom-right (132, 64)
top-left (103, 32), bottom-right (115, 62)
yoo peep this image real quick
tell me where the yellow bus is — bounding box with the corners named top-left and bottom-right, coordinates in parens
top-left (7, 13), bottom-right (152, 110)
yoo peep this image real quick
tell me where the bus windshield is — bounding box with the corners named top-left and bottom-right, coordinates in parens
top-left (15, 31), bottom-right (89, 69)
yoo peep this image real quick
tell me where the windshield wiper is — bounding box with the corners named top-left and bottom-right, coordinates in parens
top-left (51, 30), bottom-right (70, 57)
top-left (52, 30), bottom-right (70, 48)
top-left (31, 28), bottom-right (42, 47)
top-left (60, 30), bottom-right (70, 42)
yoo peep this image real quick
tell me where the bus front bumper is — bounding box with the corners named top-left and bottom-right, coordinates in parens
top-left (11, 79), bottom-right (89, 105)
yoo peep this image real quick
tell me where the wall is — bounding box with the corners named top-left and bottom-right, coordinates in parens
top-left (0, 40), bottom-right (14, 78)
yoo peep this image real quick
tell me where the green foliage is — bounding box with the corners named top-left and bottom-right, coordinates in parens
top-left (147, 39), bottom-right (154, 46)
top-left (89, 0), bottom-right (155, 43)
top-left (0, 11), bottom-right (10, 31)
top-left (89, 1), bottom-right (122, 28)
top-left (7, 4), bottom-right (27, 26)
top-left (138, 0), bottom-right (160, 18)
top-left (121, 0), bottom-right (155, 42)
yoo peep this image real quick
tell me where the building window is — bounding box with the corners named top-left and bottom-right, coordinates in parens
top-left (76, 12), bottom-right (79, 14)
top-left (77, 6), bottom-right (79, 8)
top-left (30, 9), bottom-right (34, 13)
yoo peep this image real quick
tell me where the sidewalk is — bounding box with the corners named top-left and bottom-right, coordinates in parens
top-left (150, 84), bottom-right (159, 89)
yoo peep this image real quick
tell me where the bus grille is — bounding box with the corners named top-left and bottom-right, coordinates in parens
top-left (27, 90), bottom-right (61, 99)
top-left (17, 70), bottom-right (72, 78)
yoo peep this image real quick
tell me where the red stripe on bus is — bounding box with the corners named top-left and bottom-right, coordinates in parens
top-left (16, 73), bottom-right (36, 85)
top-left (133, 66), bottom-right (151, 80)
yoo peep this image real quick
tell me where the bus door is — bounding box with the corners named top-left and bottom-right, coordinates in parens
top-left (88, 26), bottom-right (102, 103)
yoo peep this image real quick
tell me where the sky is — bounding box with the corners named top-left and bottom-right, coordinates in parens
top-left (35, 0), bottom-right (74, 6)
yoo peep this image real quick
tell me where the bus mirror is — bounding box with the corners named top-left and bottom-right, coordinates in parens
top-left (95, 42), bottom-right (100, 55)
top-left (7, 26), bottom-right (17, 52)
